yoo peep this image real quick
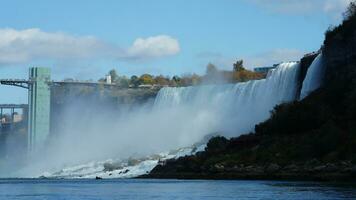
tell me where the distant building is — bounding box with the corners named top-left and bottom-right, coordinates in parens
top-left (254, 65), bottom-right (277, 74)
top-left (138, 84), bottom-right (154, 89)
top-left (13, 113), bottom-right (22, 123)
top-left (105, 75), bottom-right (112, 84)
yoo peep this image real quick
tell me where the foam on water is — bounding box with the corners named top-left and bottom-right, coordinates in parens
top-left (42, 145), bottom-right (206, 178)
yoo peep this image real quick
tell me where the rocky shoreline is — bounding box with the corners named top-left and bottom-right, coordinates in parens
top-left (142, 160), bottom-right (356, 181)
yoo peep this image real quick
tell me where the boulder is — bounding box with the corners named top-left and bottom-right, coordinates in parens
top-left (266, 163), bottom-right (280, 173)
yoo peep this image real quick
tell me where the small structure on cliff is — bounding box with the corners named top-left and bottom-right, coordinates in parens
top-left (253, 65), bottom-right (277, 74)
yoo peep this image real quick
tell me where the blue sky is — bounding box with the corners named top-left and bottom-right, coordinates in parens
top-left (0, 0), bottom-right (352, 103)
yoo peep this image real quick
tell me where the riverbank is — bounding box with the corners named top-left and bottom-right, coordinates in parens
top-left (142, 161), bottom-right (356, 181)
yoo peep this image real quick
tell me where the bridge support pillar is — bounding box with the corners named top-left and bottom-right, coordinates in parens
top-left (28, 67), bottom-right (51, 152)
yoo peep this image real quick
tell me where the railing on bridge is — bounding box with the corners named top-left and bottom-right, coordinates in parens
top-left (0, 79), bottom-right (32, 89)
top-left (0, 104), bottom-right (28, 109)
top-left (51, 80), bottom-right (113, 87)
top-left (0, 79), bottom-right (115, 88)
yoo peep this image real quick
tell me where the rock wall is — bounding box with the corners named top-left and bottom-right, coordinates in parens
top-left (324, 16), bottom-right (356, 82)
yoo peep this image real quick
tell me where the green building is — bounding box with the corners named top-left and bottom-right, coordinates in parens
top-left (28, 67), bottom-right (51, 152)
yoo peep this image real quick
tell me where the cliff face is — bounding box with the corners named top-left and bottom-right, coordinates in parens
top-left (324, 13), bottom-right (356, 78)
top-left (144, 10), bottom-right (356, 181)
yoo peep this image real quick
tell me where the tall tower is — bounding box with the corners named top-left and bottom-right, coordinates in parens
top-left (28, 67), bottom-right (51, 152)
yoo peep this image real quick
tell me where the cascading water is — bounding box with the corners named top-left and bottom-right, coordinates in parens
top-left (154, 62), bottom-right (300, 136)
top-left (300, 53), bottom-right (325, 100)
top-left (16, 61), bottom-right (301, 179)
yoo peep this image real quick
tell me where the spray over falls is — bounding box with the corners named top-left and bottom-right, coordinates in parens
top-left (33, 61), bottom-right (307, 178)
top-left (2, 55), bottom-right (327, 178)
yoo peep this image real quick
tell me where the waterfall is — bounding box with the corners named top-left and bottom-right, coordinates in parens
top-left (16, 62), bottom-right (302, 178)
top-left (154, 62), bottom-right (300, 136)
top-left (300, 53), bottom-right (325, 100)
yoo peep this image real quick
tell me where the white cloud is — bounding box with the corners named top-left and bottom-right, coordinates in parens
top-left (124, 35), bottom-right (180, 60)
top-left (0, 28), bottom-right (180, 65)
top-left (0, 28), bottom-right (109, 64)
top-left (323, 0), bottom-right (351, 15)
top-left (249, 0), bottom-right (352, 19)
top-left (249, 0), bottom-right (316, 14)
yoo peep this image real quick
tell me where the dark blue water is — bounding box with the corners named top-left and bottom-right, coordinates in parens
top-left (0, 179), bottom-right (355, 200)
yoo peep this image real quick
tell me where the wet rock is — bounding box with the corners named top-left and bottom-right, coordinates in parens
top-left (214, 164), bottom-right (225, 172)
top-left (351, 166), bottom-right (356, 173)
top-left (341, 167), bottom-right (352, 173)
top-left (118, 169), bottom-right (130, 174)
top-left (230, 165), bottom-right (243, 173)
top-left (313, 165), bottom-right (326, 172)
top-left (253, 166), bottom-right (264, 174)
top-left (284, 164), bottom-right (299, 172)
top-left (266, 163), bottom-right (280, 173)
top-left (305, 159), bottom-right (320, 167)
top-left (324, 163), bottom-right (338, 172)
top-left (340, 161), bottom-right (351, 167)
top-left (244, 165), bottom-right (255, 172)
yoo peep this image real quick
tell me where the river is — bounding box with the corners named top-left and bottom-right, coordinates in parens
top-left (0, 179), bottom-right (355, 199)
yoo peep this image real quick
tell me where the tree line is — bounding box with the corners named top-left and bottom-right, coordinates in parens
top-left (97, 60), bottom-right (265, 88)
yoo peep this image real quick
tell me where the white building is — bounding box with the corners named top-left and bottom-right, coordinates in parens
top-left (106, 75), bottom-right (112, 84)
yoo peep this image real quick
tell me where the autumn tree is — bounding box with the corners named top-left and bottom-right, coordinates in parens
top-left (130, 75), bottom-right (139, 87)
top-left (154, 75), bottom-right (170, 86)
top-left (139, 74), bottom-right (155, 85)
top-left (233, 60), bottom-right (245, 72)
